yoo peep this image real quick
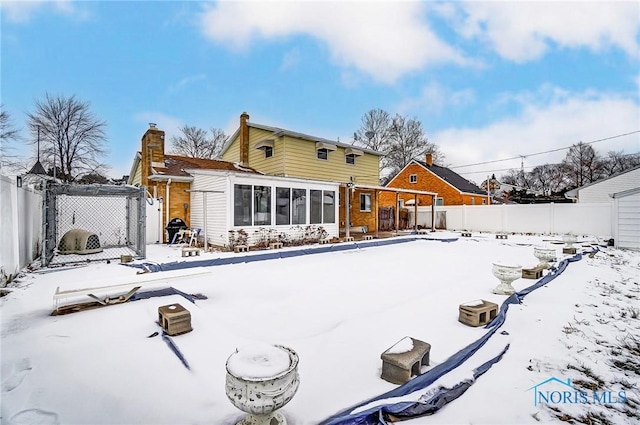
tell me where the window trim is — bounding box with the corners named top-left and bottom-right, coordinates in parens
top-left (345, 153), bottom-right (356, 165)
top-left (264, 146), bottom-right (273, 158)
top-left (409, 174), bottom-right (417, 184)
top-left (435, 197), bottom-right (444, 206)
top-left (317, 148), bottom-right (329, 160)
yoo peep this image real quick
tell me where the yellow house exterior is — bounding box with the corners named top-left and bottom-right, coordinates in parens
top-left (221, 113), bottom-right (381, 187)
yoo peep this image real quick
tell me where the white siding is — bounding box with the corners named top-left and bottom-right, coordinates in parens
top-left (578, 168), bottom-right (640, 203)
top-left (614, 191), bottom-right (640, 250)
top-left (190, 174), bottom-right (229, 247)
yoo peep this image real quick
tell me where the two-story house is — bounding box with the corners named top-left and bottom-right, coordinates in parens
top-left (128, 123), bottom-right (343, 246)
top-left (220, 113), bottom-right (437, 235)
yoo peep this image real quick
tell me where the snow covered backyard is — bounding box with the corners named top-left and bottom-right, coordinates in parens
top-left (1, 233), bottom-right (639, 425)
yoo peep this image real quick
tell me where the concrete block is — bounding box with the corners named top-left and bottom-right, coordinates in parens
top-left (381, 337), bottom-right (431, 385)
top-left (158, 303), bottom-right (192, 336)
top-left (363, 235), bottom-right (374, 240)
top-left (496, 234), bottom-right (508, 239)
top-left (344, 237), bottom-right (355, 242)
top-left (522, 266), bottom-right (544, 279)
top-left (269, 242), bottom-right (283, 249)
top-left (181, 247), bottom-right (200, 257)
top-left (461, 232), bottom-right (472, 237)
top-left (234, 245), bottom-right (249, 253)
top-left (563, 247), bottom-right (577, 255)
top-left (318, 239), bottom-right (330, 244)
top-left (458, 300), bottom-right (498, 327)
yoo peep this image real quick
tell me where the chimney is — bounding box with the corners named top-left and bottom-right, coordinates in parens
top-left (240, 112), bottom-right (250, 166)
top-left (425, 152), bottom-right (433, 166)
top-left (141, 124), bottom-right (165, 188)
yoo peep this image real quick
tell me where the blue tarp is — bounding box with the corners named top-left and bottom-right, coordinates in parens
top-left (124, 236), bottom-right (458, 273)
top-left (319, 249), bottom-right (592, 425)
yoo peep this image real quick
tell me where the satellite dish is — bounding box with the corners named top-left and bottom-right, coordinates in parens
top-left (364, 131), bottom-right (375, 139)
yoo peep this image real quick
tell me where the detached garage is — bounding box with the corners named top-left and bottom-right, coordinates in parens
top-left (612, 187), bottom-right (640, 251)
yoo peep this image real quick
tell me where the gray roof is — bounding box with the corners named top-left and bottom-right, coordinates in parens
top-left (414, 159), bottom-right (487, 195)
top-left (222, 121), bottom-right (384, 157)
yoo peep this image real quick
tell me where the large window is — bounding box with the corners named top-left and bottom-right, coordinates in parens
top-left (310, 190), bottom-right (322, 224)
top-left (292, 189), bottom-right (306, 224)
top-left (234, 184), bottom-right (252, 226)
top-left (360, 193), bottom-right (372, 212)
top-left (254, 186), bottom-right (271, 225)
top-left (323, 190), bottom-right (335, 223)
top-left (276, 187), bottom-right (290, 225)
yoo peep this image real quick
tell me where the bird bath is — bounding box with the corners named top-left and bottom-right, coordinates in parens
top-left (492, 262), bottom-right (522, 295)
top-left (562, 234), bottom-right (577, 248)
top-left (225, 344), bottom-right (300, 425)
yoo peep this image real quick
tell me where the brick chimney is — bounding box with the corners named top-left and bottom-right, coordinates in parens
top-left (240, 112), bottom-right (250, 166)
top-left (425, 152), bottom-right (433, 166)
top-left (141, 123), bottom-right (165, 188)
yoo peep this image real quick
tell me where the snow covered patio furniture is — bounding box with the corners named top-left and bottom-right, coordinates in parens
top-left (158, 303), bottom-right (192, 336)
top-left (380, 337), bottom-right (431, 385)
top-left (458, 299), bottom-right (499, 327)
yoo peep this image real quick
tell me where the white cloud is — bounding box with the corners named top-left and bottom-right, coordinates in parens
top-left (450, 2), bottom-right (640, 62)
top-left (433, 88), bottom-right (640, 180)
top-left (198, 1), bottom-right (467, 83)
top-left (280, 48), bottom-right (300, 71)
top-left (1, 0), bottom-right (88, 23)
top-left (167, 74), bottom-right (207, 93)
top-left (398, 82), bottom-right (475, 115)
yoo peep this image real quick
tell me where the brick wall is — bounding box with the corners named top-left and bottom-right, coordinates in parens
top-left (338, 187), bottom-right (377, 232)
top-left (381, 163), bottom-right (488, 207)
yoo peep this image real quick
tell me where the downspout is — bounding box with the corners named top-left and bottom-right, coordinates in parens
top-left (165, 178), bottom-right (172, 242)
top-left (345, 185), bottom-right (351, 239)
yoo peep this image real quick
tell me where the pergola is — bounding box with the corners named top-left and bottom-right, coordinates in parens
top-left (342, 183), bottom-right (438, 239)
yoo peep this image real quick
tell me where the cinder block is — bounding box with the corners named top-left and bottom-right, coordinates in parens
top-left (461, 232), bottom-right (472, 237)
top-left (344, 236), bottom-right (355, 242)
top-left (363, 235), bottom-right (374, 240)
top-left (458, 300), bottom-right (499, 327)
top-left (158, 303), bottom-right (192, 336)
top-left (381, 337), bottom-right (431, 385)
top-left (496, 234), bottom-right (508, 239)
top-left (269, 242), bottom-right (283, 249)
top-left (181, 247), bottom-right (200, 257)
top-left (234, 245), bottom-right (249, 253)
top-left (522, 266), bottom-right (544, 279)
top-left (563, 247), bottom-right (577, 255)
top-left (319, 239), bottom-right (330, 244)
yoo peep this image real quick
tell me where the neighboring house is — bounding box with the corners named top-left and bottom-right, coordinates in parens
top-left (612, 187), bottom-right (640, 251)
top-left (381, 154), bottom-right (489, 208)
top-left (564, 166), bottom-right (640, 203)
top-left (128, 123), bottom-right (340, 245)
top-left (220, 112), bottom-right (435, 234)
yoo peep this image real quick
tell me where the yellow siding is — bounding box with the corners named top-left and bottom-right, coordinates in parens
top-left (281, 136), bottom-right (379, 185)
top-left (247, 128), bottom-right (286, 175)
top-left (221, 136), bottom-right (240, 163)
top-left (131, 160), bottom-right (142, 186)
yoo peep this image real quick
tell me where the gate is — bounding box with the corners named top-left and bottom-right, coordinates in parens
top-left (42, 182), bottom-right (147, 266)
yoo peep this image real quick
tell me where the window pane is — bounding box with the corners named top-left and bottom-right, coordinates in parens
top-left (292, 189), bottom-right (306, 224)
top-left (317, 149), bottom-right (328, 160)
top-left (276, 187), bottom-right (290, 225)
top-left (346, 154), bottom-right (355, 164)
top-left (360, 193), bottom-right (371, 211)
top-left (254, 186), bottom-right (271, 225)
top-left (310, 189), bottom-right (322, 224)
top-left (234, 184), bottom-right (252, 226)
top-left (436, 197), bottom-right (444, 206)
top-left (323, 190), bottom-right (335, 223)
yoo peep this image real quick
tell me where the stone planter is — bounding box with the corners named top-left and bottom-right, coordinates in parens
top-left (225, 344), bottom-right (300, 425)
top-left (533, 247), bottom-right (556, 269)
top-left (492, 262), bottom-right (522, 295)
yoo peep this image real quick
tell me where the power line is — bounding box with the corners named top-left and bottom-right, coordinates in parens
top-left (450, 130), bottom-right (640, 169)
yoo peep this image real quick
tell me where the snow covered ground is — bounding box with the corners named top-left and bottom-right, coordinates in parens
top-left (1, 232), bottom-right (639, 425)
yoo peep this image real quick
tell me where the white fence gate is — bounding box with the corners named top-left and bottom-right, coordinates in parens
top-left (411, 203), bottom-right (614, 238)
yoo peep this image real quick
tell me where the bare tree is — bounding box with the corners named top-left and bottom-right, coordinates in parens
top-left (529, 163), bottom-right (569, 195)
top-left (562, 142), bottom-right (602, 189)
top-left (26, 94), bottom-right (108, 182)
top-left (354, 109), bottom-right (444, 178)
top-left (170, 125), bottom-right (227, 159)
top-left (600, 150), bottom-right (640, 177)
top-left (0, 105), bottom-right (21, 171)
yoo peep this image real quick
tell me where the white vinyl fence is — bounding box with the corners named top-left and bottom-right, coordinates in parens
top-left (1, 175), bottom-right (42, 285)
top-left (411, 203), bottom-right (614, 238)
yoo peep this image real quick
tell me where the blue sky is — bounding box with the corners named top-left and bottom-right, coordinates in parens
top-left (2, 1), bottom-right (639, 182)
